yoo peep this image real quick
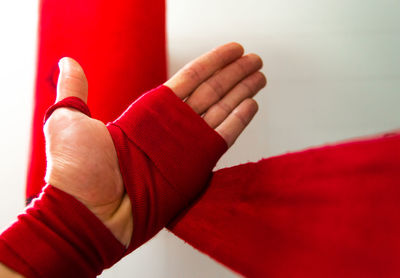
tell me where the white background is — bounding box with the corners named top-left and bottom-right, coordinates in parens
top-left (0, 0), bottom-right (399, 277)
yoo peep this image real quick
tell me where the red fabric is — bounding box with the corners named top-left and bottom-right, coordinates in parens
top-left (27, 0), bottom-right (167, 201)
top-left (169, 133), bottom-right (400, 278)
top-left (0, 185), bottom-right (125, 278)
top-left (43, 96), bottom-right (91, 123)
top-left (2, 84), bottom-right (227, 277)
top-left (107, 85), bottom-right (227, 252)
top-left (26, 1), bottom-right (400, 277)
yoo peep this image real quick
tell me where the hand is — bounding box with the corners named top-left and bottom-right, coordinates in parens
top-left (44, 42), bottom-right (266, 246)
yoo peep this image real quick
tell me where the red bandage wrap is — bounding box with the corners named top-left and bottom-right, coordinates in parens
top-left (43, 96), bottom-right (91, 123)
top-left (106, 85), bottom-right (228, 251)
top-left (1, 85), bottom-right (227, 276)
top-left (0, 185), bottom-right (125, 278)
top-left (169, 133), bottom-right (400, 278)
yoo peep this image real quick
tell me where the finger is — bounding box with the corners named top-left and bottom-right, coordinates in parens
top-left (215, 98), bottom-right (258, 148)
top-left (164, 42), bottom-right (244, 99)
top-left (203, 71), bottom-right (266, 128)
top-left (56, 57), bottom-right (88, 103)
top-left (186, 53), bottom-right (263, 114)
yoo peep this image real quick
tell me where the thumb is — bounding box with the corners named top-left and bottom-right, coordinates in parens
top-left (56, 57), bottom-right (88, 103)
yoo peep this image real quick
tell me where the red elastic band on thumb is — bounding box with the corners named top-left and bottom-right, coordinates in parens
top-left (44, 97), bottom-right (91, 124)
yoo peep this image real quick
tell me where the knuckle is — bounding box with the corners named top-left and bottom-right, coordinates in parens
top-left (216, 101), bottom-right (232, 115)
top-left (206, 78), bottom-right (225, 99)
top-left (240, 78), bottom-right (254, 93)
top-left (181, 62), bottom-right (205, 83)
top-left (232, 108), bottom-right (248, 127)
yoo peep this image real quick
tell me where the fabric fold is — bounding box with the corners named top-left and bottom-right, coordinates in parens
top-left (169, 133), bottom-right (400, 278)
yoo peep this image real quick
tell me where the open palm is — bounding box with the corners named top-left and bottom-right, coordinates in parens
top-left (44, 42), bottom-right (266, 245)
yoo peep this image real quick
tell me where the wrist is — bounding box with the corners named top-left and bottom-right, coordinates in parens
top-left (48, 178), bottom-right (133, 247)
top-left (88, 194), bottom-right (133, 248)
top-left (0, 185), bottom-right (126, 277)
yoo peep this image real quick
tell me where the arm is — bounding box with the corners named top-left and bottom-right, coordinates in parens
top-left (1, 42), bottom-right (266, 276)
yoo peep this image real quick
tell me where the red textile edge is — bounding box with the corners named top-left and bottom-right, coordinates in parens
top-left (169, 133), bottom-right (400, 278)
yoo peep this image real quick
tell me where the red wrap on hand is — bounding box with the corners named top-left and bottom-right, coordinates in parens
top-left (1, 85), bottom-right (227, 276)
top-left (0, 185), bottom-right (125, 278)
top-left (107, 85), bottom-right (227, 251)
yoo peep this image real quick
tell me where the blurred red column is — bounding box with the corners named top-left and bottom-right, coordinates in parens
top-left (27, 0), bottom-right (167, 202)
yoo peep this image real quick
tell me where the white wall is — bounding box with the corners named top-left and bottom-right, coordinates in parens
top-left (0, 1), bottom-right (36, 230)
top-left (1, 0), bottom-right (399, 277)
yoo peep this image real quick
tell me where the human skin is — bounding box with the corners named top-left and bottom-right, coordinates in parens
top-left (0, 42), bottom-right (266, 277)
